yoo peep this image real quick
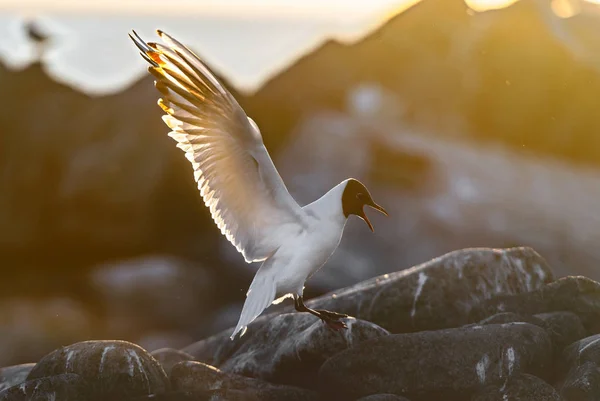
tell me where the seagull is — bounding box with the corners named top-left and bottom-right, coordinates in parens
top-left (129, 30), bottom-right (388, 339)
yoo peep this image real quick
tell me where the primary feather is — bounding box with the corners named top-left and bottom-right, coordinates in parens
top-left (130, 30), bottom-right (306, 263)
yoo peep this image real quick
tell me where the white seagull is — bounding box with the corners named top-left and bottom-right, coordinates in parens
top-left (129, 30), bottom-right (388, 339)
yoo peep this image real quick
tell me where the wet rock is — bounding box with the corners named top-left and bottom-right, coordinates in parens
top-left (470, 276), bottom-right (600, 334)
top-left (186, 247), bottom-right (553, 363)
top-left (27, 340), bottom-right (169, 400)
top-left (471, 373), bottom-right (562, 401)
top-left (0, 373), bottom-right (87, 401)
top-left (562, 334), bottom-right (600, 367)
top-left (307, 247), bottom-right (552, 333)
top-left (357, 394), bottom-right (412, 401)
top-left (559, 362), bottom-right (600, 401)
top-left (171, 361), bottom-right (318, 401)
top-left (318, 322), bottom-right (552, 400)
top-left (556, 337), bottom-right (600, 400)
top-left (150, 348), bottom-right (195, 376)
top-left (0, 364), bottom-right (35, 392)
top-left (534, 311), bottom-right (587, 355)
top-left (219, 313), bottom-right (389, 389)
top-left (477, 312), bottom-right (543, 326)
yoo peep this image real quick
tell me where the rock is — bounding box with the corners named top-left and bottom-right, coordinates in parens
top-left (219, 313), bottom-right (389, 389)
top-left (357, 395), bottom-right (412, 401)
top-left (137, 332), bottom-right (194, 354)
top-left (562, 334), bottom-right (600, 367)
top-left (0, 65), bottom-right (204, 254)
top-left (171, 361), bottom-right (318, 401)
top-left (470, 276), bottom-right (600, 334)
top-left (318, 322), bottom-right (552, 400)
top-left (471, 373), bottom-right (562, 401)
top-left (27, 340), bottom-right (169, 400)
top-left (556, 336), bottom-right (600, 399)
top-left (90, 256), bottom-right (216, 337)
top-left (0, 373), bottom-right (87, 401)
top-left (477, 312), bottom-right (543, 326)
top-left (150, 348), bottom-right (195, 376)
top-left (560, 362), bottom-right (600, 401)
top-left (0, 364), bottom-right (35, 392)
top-left (185, 247), bottom-right (553, 362)
top-left (534, 311), bottom-right (587, 355)
top-left (129, 392), bottom-right (203, 401)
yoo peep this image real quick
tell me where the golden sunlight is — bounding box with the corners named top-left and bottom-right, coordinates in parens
top-left (464, 0), bottom-right (521, 12)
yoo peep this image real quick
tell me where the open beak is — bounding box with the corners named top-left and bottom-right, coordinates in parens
top-left (360, 201), bottom-right (389, 232)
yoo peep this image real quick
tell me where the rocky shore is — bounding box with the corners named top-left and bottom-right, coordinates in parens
top-left (1, 247), bottom-right (598, 400)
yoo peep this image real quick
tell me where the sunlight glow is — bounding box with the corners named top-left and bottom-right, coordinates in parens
top-left (464, 0), bottom-right (521, 12)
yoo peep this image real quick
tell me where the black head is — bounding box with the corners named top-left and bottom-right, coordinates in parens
top-left (342, 179), bottom-right (388, 232)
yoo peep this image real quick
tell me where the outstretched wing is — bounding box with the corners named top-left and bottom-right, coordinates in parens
top-left (130, 30), bottom-right (305, 262)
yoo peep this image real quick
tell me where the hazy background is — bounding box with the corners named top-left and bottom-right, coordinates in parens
top-left (1, 0), bottom-right (600, 366)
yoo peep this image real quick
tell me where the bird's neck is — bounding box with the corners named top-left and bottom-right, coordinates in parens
top-left (303, 181), bottom-right (347, 223)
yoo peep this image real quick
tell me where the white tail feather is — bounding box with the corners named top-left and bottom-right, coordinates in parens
top-left (230, 266), bottom-right (277, 339)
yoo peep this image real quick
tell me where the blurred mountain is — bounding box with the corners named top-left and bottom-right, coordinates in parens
top-left (247, 0), bottom-right (600, 164)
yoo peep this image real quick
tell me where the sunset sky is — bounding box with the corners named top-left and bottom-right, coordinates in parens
top-left (0, 0), bottom-right (598, 94)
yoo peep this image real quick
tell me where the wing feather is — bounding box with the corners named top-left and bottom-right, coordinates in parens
top-left (130, 30), bottom-right (305, 262)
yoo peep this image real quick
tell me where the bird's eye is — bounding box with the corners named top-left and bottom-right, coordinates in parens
top-left (356, 193), bottom-right (364, 200)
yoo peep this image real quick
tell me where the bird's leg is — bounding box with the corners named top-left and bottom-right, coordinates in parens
top-left (294, 297), bottom-right (348, 330)
top-left (315, 310), bottom-right (349, 320)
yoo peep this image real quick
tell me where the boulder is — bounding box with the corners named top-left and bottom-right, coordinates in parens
top-left (559, 362), bottom-right (600, 401)
top-left (561, 334), bottom-right (600, 370)
top-left (318, 322), bottom-right (552, 400)
top-left (185, 247), bottom-right (553, 363)
top-left (170, 361), bottom-right (318, 401)
top-left (27, 340), bottom-right (169, 400)
top-left (471, 373), bottom-right (562, 401)
top-left (219, 313), bottom-right (389, 389)
top-left (0, 373), bottom-right (87, 401)
top-left (477, 312), bottom-right (543, 326)
top-left (357, 395), bottom-right (413, 401)
top-left (470, 276), bottom-right (600, 334)
top-left (534, 311), bottom-right (587, 356)
top-left (0, 364), bottom-right (35, 392)
top-left (150, 348), bottom-right (195, 377)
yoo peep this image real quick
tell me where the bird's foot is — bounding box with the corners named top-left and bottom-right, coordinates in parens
top-left (322, 317), bottom-right (348, 331)
top-left (316, 309), bottom-right (349, 320)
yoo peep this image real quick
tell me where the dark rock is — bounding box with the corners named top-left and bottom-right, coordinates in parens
top-left (0, 373), bottom-right (87, 401)
top-left (560, 362), bottom-right (600, 401)
top-left (150, 348), bottom-right (195, 376)
top-left (357, 394), bottom-right (412, 401)
top-left (478, 312), bottom-right (543, 326)
top-left (562, 334), bottom-right (600, 368)
top-left (318, 322), bottom-right (552, 400)
top-left (0, 364), bottom-right (35, 392)
top-left (534, 311), bottom-right (587, 355)
top-left (219, 313), bottom-right (389, 389)
top-left (185, 247), bottom-right (553, 363)
top-left (470, 276), bottom-right (600, 334)
top-left (170, 361), bottom-right (318, 401)
top-left (556, 335), bottom-right (600, 399)
top-left (129, 392), bottom-right (203, 401)
top-left (27, 340), bottom-right (169, 400)
top-left (471, 373), bottom-right (562, 401)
